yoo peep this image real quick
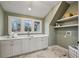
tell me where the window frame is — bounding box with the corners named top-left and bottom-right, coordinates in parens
top-left (8, 16), bottom-right (42, 34)
top-left (33, 20), bottom-right (42, 33)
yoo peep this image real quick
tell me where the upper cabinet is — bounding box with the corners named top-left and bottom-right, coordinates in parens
top-left (8, 16), bottom-right (42, 34)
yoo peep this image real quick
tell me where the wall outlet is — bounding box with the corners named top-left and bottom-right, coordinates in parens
top-left (64, 31), bottom-right (72, 38)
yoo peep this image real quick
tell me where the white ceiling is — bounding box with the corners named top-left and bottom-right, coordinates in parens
top-left (0, 1), bottom-right (59, 18)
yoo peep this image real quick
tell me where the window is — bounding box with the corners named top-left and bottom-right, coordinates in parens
top-left (8, 16), bottom-right (21, 34)
top-left (8, 16), bottom-right (42, 34)
top-left (24, 20), bottom-right (32, 32)
top-left (11, 19), bottom-right (21, 32)
top-left (34, 20), bottom-right (42, 33)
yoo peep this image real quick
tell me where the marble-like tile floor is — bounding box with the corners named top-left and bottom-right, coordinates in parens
top-left (14, 45), bottom-right (68, 58)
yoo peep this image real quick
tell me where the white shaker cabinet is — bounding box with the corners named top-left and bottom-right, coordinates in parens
top-left (30, 37), bottom-right (41, 51)
top-left (0, 35), bottom-right (48, 58)
top-left (41, 36), bottom-right (48, 49)
top-left (0, 39), bottom-right (22, 57)
top-left (30, 37), bottom-right (37, 51)
top-left (30, 36), bottom-right (48, 51)
top-left (0, 40), bottom-right (12, 57)
top-left (12, 40), bottom-right (22, 56)
top-left (22, 38), bottom-right (30, 53)
top-left (35, 37), bottom-right (43, 50)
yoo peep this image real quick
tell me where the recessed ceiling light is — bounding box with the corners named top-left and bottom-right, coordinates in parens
top-left (28, 8), bottom-right (32, 11)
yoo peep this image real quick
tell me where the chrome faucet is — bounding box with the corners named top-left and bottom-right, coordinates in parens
top-left (10, 32), bottom-right (17, 38)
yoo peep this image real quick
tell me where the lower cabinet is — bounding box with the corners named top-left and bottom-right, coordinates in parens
top-left (0, 40), bottom-right (22, 57)
top-left (30, 36), bottom-right (48, 52)
top-left (0, 36), bottom-right (48, 58)
top-left (0, 40), bottom-right (12, 57)
top-left (30, 37), bottom-right (41, 51)
top-left (22, 38), bottom-right (30, 53)
top-left (35, 37), bottom-right (43, 50)
top-left (41, 37), bottom-right (48, 49)
top-left (30, 37), bottom-right (37, 51)
top-left (12, 40), bottom-right (22, 56)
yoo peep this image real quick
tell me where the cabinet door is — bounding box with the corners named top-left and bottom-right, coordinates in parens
top-left (0, 40), bottom-right (12, 57)
top-left (30, 37), bottom-right (48, 52)
top-left (12, 40), bottom-right (22, 56)
top-left (22, 38), bottom-right (30, 53)
top-left (30, 37), bottom-right (37, 51)
top-left (35, 37), bottom-right (42, 50)
top-left (41, 36), bottom-right (48, 49)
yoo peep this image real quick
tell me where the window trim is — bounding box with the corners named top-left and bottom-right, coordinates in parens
top-left (8, 16), bottom-right (42, 34)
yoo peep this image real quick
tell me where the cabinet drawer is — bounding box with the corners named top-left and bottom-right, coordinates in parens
top-left (0, 40), bottom-right (12, 46)
top-left (12, 40), bottom-right (21, 44)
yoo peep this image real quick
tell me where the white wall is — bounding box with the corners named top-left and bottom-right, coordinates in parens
top-left (44, 2), bottom-right (61, 46)
top-left (45, 2), bottom-right (61, 34)
top-left (0, 4), bottom-right (4, 35)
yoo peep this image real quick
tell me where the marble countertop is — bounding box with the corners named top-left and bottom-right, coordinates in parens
top-left (0, 34), bottom-right (48, 40)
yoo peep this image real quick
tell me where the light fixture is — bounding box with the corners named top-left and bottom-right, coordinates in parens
top-left (28, 8), bottom-right (32, 11)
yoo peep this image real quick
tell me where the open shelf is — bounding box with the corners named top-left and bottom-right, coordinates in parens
top-left (57, 15), bottom-right (78, 22)
top-left (54, 24), bottom-right (78, 28)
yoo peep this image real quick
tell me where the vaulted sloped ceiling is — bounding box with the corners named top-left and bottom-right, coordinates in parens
top-left (50, 1), bottom-right (70, 25)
